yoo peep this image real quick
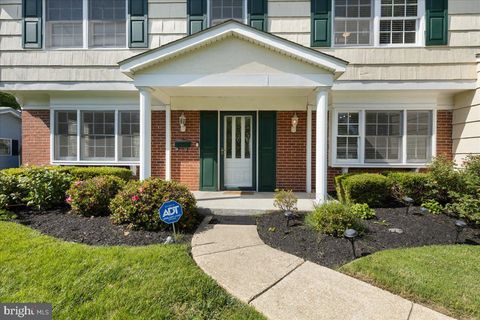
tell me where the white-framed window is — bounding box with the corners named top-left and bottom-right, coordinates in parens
top-left (332, 108), bottom-right (435, 166)
top-left (53, 109), bottom-right (140, 164)
top-left (209, 0), bottom-right (247, 26)
top-left (45, 0), bottom-right (127, 49)
top-left (0, 138), bottom-right (12, 156)
top-left (332, 0), bottom-right (425, 47)
top-left (334, 0), bottom-right (373, 46)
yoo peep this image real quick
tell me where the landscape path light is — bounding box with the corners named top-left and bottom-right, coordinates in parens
top-left (344, 228), bottom-right (358, 258)
top-left (403, 196), bottom-right (414, 215)
top-left (455, 220), bottom-right (467, 244)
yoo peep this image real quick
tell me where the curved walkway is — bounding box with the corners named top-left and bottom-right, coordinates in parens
top-left (192, 216), bottom-right (455, 320)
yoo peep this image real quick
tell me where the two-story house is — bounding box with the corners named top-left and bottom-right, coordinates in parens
top-left (1, 0), bottom-right (479, 202)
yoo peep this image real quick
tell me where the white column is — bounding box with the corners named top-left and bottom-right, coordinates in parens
top-left (315, 89), bottom-right (328, 204)
top-left (306, 105), bottom-right (313, 193)
top-left (139, 88), bottom-right (152, 180)
top-left (165, 104), bottom-right (171, 181)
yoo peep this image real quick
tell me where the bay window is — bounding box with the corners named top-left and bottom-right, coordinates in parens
top-left (333, 109), bottom-right (434, 166)
top-left (53, 110), bottom-right (140, 163)
top-left (333, 0), bottom-right (425, 47)
top-left (46, 0), bottom-right (127, 49)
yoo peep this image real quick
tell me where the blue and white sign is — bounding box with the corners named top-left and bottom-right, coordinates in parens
top-left (159, 200), bottom-right (183, 224)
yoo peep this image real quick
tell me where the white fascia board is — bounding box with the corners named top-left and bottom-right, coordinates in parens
top-left (332, 80), bottom-right (477, 91)
top-left (0, 82), bottom-right (136, 91)
top-left (119, 22), bottom-right (347, 75)
top-left (134, 73), bottom-right (334, 87)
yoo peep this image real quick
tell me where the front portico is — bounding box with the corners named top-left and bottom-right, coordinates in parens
top-left (119, 21), bottom-right (348, 203)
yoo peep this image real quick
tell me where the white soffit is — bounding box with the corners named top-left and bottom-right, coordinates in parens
top-left (119, 20), bottom-right (348, 78)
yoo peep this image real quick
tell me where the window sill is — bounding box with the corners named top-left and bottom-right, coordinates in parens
top-left (51, 160), bottom-right (140, 166)
top-left (330, 162), bottom-right (429, 169)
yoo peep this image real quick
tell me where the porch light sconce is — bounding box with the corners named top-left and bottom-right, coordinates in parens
top-left (179, 113), bottom-right (186, 132)
top-left (291, 113), bottom-right (299, 133)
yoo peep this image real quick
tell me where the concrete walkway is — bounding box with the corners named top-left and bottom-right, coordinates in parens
top-left (192, 216), bottom-right (455, 320)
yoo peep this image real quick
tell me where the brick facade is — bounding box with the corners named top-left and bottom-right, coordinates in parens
top-left (436, 110), bottom-right (453, 159)
top-left (171, 111), bottom-right (200, 190)
top-left (151, 111), bottom-right (166, 178)
top-left (20, 109), bottom-right (453, 193)
top-left (276, 111), bottom-right (307, 192)
top-left (22, 110), bottom-right (50, 166)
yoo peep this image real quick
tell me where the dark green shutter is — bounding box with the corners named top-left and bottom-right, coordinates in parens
top-left (426, 0), bottom-right (448, 46)
top-left (248, 0), bottom-right (268, 31)
top-left (311, 0), bottom-right (331, 47)
top-left (22, 0), bottom-right (42, 49)
top-left (200, 111), bottom-right (218, 191)
top-left (188, 0), bottom-right (207, 35)
top-left (128, 0), bottom-right (148, 48)
top-left (258, 111), bottom-right (276, 191)
top-left (12, 140), bottom-right (19, 156)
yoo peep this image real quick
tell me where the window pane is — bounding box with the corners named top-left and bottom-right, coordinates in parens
top-left (406, 111), bottom-right (432, 162)
top-left (211, 0), bottom-right (245, 26)
top-left (336, 112), bottom-right (359, 160)
top-left (120, 111), bottom-right (140, 160)
top-left (46, 0), bottom-right (83, 48)
top-left (235, 117), bottom-right (241, 159)
top-left (88, 0), bottom-right (126, 48)
top-left (365, 111), bottom-right (402, 162)
top-left (55, 111), bottom-right (78, 160)
top-left (0, 139), bottom-right (11, 156)
top-left (334, 0), bottom-right (372, 46)
top-left (81, 111), bottom-right (115, 161)
top-left (226, 117), bottom-right (232, 158)
top-left (245, 117), bottom-right (251, 159)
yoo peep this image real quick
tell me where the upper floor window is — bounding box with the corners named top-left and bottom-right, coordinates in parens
top-left (333, 0), bottom-right (424, 47)
top-left (46, 0), bottom-right (127, 49)
top-left (209, 0), bottom-right (247, 26)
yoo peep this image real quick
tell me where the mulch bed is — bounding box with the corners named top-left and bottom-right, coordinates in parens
top-left (257, 207), bottom-right (480, 268)
top-left (12, 206), bottom-right (192, 246)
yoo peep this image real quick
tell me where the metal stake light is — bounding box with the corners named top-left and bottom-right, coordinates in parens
top-left (344, 228), bottom-right (358, 258)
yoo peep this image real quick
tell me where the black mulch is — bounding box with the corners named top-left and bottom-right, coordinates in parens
top-left (12, 206), bottom-right (192, 246)
top-left (257, 207), bottom-right (480, 269)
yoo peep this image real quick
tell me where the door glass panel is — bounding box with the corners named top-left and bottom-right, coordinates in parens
top-left (245, 117), bottom-right (251, 159)
top-left (226, 117), bottom-right (232, 158)
top-left (235, 117), bottom-right (241, 159)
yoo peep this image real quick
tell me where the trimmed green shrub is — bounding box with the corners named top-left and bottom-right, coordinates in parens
top-left (334, 174), bottom-right (352, 203)
top-left (67, 167), bottom-right (132, 182)
top-left (0, 172), bottom-right (23, 209)
top-left (342, 173), bottom-right (391, 207)
top-left (421, 199), bottom-right (444, 215)
top-left (427, 156), bottom-right (464, 204)
top-left (306, 202), bottom-right (364, 237)
top-left (350, 203), bottom-right (376, 220)
top-left (110, 178), bottom-right (198, 231)
top-left (446, 192), bottom-right (480, 225)
top-left (463, 155), bottom-right (480, 194)
top-left (0, 209), bottom-right (16, 221)
top-left (18, 167), bottom-right (73, 210)
top-left (67, 176), bottom-right (125, 216)
top-left (1, 166), bottom-right (132, 182)
top-left (385, 172), bottom-right (431, 205)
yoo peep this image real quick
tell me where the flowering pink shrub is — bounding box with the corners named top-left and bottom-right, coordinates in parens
top-left (109, 178), bottom-right (198, 231)
top-left (67, 175), bottom-right (125, 216)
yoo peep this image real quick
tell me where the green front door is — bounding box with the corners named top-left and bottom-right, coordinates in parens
top-left (258, 111), bottom-right (276, 191)
top-left (200, 111), bottom-right (218, 191)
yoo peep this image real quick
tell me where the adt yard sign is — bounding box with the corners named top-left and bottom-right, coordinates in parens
top-left (159, 200), bottom-right (183, 224)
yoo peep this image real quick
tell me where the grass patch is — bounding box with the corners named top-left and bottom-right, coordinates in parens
top-left (340, 245), bottom-right (480, 319)
top-left (0, 222), bottom-right (264, 319)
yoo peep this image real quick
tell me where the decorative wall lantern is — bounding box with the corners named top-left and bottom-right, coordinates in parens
top-left (291, 113), bottom-right (299, 133)
top-left (179, 113), bottom-right (186, 132)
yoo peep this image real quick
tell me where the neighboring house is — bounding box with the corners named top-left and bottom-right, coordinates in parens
top-left (0, 0), bottom-right (479, 201)
top-left (0, 107), bottom-right (21, 169)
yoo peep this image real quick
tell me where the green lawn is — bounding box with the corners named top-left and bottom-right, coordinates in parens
top-left (0, 222), bottom-right (264, 320)
top-left (340, 245), bottom-right (480, 319)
